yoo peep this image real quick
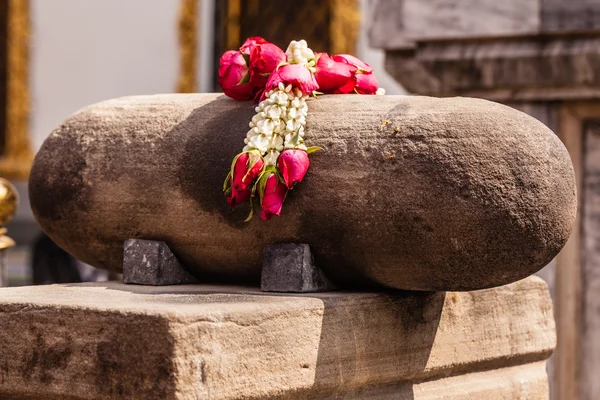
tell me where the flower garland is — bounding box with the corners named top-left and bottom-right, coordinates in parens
top-left (219, 38), bottom-right (384, 221)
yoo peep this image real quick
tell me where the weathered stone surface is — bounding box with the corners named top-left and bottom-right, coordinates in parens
top-left (261, 243), bottom-right (335, 292)
top-left (369, 0), bottom-right (600, 50)
top-left (384, 37), bottom-right (600, 101)
top-left (0, 276), bottom-right (555, 399)
top-left (369, 0), bottom-right (540, 50)
top-left (123, 239), bottom-right (198, 285)
top-left (29, 94), bottom-right (576, 291)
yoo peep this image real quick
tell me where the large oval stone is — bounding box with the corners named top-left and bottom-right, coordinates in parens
top-left (29, 94), bottom-right (576, 291)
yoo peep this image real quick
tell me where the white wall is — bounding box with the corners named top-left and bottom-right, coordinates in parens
top-left (197, 0), bottom-right (214, 93)
top-left (30, 0), bottom-right (180, 152)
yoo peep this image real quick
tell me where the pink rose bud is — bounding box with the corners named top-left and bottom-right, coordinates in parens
top-left (355, 72), bottom-right (379, 95)
top-left (314, 53), bottom-right (358, 93)
top-left (218, 50), bottom-right (254, 101)
top-left (332, 54), bottom-right (373, 73)
top-left (232, 151), bottom-right (264, 191)
top-left (277, 149), bottom-right (310, 189)
top-left (260, 173), bottom-right (288, 221)
top-left (263, 64), bottom-right (319, 99)
top-left (226, 184), bottom-right (251, 208)
top-left (249, 42), bottom-right (286, 87)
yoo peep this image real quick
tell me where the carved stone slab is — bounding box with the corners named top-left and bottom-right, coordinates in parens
top-left (0, 276), bottom-right (554, 399)
top-left (369, 0), bottom-right (539, 49)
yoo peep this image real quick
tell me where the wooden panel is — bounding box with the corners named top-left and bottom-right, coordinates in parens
top-left (582, 119), bottom-right (600, 400)
top-left (218, 0), bottom-right (332, 56)
top-left (215, 0), bottom-right (359, 87)
top-left (542, 0), bottom-right (600, 32)
top-left (369, 0), bottom-right (540, 50)
top-left (555, 104), bottom-right (584, 400)
top-left (0, 0), bottom-right (31, 179)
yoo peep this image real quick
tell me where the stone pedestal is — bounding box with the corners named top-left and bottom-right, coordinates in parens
top-left (369, 1), bottom-right (599, 398)
top-left (0, 276), bottom-right (553, 399)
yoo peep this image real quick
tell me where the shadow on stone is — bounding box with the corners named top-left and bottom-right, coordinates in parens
top-left (306, 290), bottom-right (444, 398)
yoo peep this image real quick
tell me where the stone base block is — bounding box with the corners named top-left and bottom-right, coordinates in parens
top-left (0, 276), bottom-right (554, 399)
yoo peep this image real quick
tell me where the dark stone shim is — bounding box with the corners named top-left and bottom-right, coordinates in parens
top-left (123, 239), bottom-right (198, 286)
top-left (261, 243), bottom-right (335, 293)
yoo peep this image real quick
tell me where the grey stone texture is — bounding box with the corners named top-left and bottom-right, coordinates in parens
top-left (28, 94), bottom-right (577, 291)
top-left (0, 276), bottom-right (554, 399)
top-left (369, 0), bottom-right (540, 50)
top-left (370, 1), bottom-right (600, 102)
top-left (369, 0), bottom-right (600, 50)
top-left (383, 37), bottom-right (600, 101)
top-left (261, 243), bottom-right (335, 292)
top-left (123, 239), bottom-right (198, 285)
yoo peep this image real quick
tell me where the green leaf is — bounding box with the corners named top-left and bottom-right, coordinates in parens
top-left (223, 171), bottom-right (232, 192)
top-left (241, 52), bottom-right (250, 66)
top-left (306, 146), bottom-right (323, 154)
top-left (229, 153), bottom-right (242, 181)
top-left (290, 133), bottom-right (300, 147)
top-left (244, 196), bottom-right (254, 222)
top-left (237, 71), bottom-right (250, 86)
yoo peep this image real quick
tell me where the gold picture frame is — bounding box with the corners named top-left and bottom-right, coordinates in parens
top-left (0, 0), bottom-right (32, 180)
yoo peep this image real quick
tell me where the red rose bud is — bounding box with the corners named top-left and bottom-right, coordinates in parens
top-left (314, 53), bottom-right (358, 92)
top-left (218, 50), bottom-right (254, 101)
top-left (264, 64), bottom-right (319, 98)
top-left (249, 43), bottom-right (286, 87)
top-left (260, 173), bottom-right (287, 221)
top-left (232, 151), bottom-right (264, 191)
top-left (226, 184), bottom-right (251, 208)
top-left (240, 37), bottom-right (267, 55)
top-left (278, 149), bottom-right (310, 189)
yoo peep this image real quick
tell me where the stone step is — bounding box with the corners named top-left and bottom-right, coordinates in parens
top-left (0, 276), bottom-right (554, 399)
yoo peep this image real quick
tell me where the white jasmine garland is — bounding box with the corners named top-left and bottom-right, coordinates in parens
top-left (243, 82), bottom-right (308, 165)
top-left (222, 36), bottom-right (388, 221)
top-left (285, 40), bottom-right (316, 72)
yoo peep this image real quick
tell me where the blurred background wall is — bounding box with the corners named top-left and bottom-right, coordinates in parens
top-left (0, 0), bottom-right (595, 399)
